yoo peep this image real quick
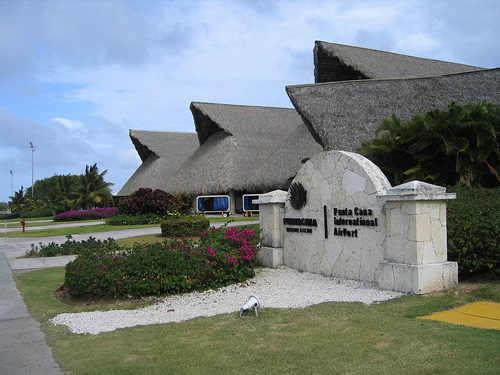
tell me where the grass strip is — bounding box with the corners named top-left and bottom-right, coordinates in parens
top-left (5, 219), bottom-right (104, 229)
top-left (0, 223), bottom-right (159, 238)
top-left (15, 269), bottom-right (500, 375)
top-left (1, 216), bottom-right (54, 223)
top-left (207, 216), bottom-right (258, 223)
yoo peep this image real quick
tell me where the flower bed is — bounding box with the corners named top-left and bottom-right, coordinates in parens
top-left (54, 207), bottom-right (119, 222)
top-left (63, 226), bottom-right (261, 299)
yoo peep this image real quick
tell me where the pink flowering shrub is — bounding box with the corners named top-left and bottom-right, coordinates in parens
top-left (64, 225), bottom-right (260, 299)
top-left (198, 225), bottom-right (261, 286)
top-left (54, 207), bottom-right (119, 222)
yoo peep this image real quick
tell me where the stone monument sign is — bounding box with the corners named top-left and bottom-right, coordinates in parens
top-left (255, 150), bottom-right (458, 294)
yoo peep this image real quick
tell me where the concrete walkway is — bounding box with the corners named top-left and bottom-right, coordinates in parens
top-left (0, 221), bottom-right (255, 374)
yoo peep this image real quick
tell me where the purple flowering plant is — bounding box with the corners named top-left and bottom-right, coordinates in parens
top-left (54, 207), bottom-right (119, 222)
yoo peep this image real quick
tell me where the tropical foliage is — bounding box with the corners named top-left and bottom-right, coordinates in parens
top-left (358, 101), bottom-right (500, 187)
top-left (447, 186), bottom-right (500, 279)
top-left (8, 164), bottom-right (114, 217)
top-left (8, 186), bottom-right (34, 216)
top-left (73, 164), bottom-right (114, 209)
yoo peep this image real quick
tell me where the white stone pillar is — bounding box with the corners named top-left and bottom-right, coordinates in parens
top-left (228, 189), bottom-right (236, 215)
top-left (253, 190), bottom-right (287, 268)
top-left (378, 181), bottom-right (458, 294)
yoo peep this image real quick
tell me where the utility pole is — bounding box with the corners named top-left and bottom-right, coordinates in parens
top-left (30, 141), bottom-right (35, 198)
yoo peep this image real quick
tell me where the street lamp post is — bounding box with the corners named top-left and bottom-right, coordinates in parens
top-left (9, 170), bottom-right (13, 197)
top-left (30, 142), bottom-right (35, 198)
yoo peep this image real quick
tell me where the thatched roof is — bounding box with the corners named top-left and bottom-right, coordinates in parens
top-left (314, 41), bottom-right (483, 83)
top-left (117, 130), bottom-right (199, 196)
top-left (164, 102), bottom-right (322, 195)
top-left (287, 68), bottom-right (500, 151)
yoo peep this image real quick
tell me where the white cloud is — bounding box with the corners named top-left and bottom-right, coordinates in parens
top-left (50, 117), bottom-right (84, 132)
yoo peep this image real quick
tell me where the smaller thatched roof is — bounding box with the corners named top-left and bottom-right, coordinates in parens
top-left (164, 102), bottom-right (321, 195)
top-left (117, 130), bottom-right (199, 196)
top-left (314, 41), bottom-right (484, 83)
top-left (287, 68), bottom-right (500, 152)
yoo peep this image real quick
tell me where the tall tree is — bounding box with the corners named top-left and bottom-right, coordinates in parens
top-left (73, 164), bottom-right (114, 209)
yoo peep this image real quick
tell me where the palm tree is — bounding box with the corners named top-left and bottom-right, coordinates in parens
top-left (358, 101), bottom-right (500, 187)
top-left (73, 164), bottom-right (114, 210)
top-left (8, 186), bottom-right (33, 216)
top-left (57, 174), bottom-right (78, 210)
top-left (42, 186), bottom-right (65, 215)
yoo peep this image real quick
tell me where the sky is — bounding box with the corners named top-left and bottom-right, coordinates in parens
top-left (1, 0), bottom-right (499, 203)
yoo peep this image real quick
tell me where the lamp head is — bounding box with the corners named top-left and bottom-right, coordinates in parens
top-left (240, 295), bottom-right (261, 317)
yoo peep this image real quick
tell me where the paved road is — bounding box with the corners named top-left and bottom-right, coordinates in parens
top-left (0, 221), bottom-right (256, 374)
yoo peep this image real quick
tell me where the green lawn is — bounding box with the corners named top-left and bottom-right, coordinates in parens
top-left (0, 223), bottom-right (159, 238)
top-left (15, 268), bottom-right (500, 375)
top-left (2, 216), bottom-right (54, 223)
top-left (5, 219), bottom-right (103, 229)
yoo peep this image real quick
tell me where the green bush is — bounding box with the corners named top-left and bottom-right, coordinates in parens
top-left (120, 188), bottom-right (192, 215)
top-left (0, 213), bottom-right (20, 220)
top-left (64, 248), bottom-right (129, 299)
top-left (105, 213), bottom-right (163, 226)
top-left (22, 208), bottom-right (54, 218)
top-left (26, 235), bottom-right (120, 257)
top-left (447, 187), bottom-right (500, 279)
top-left (63, 226), bottom-right (260, 299)
top-left (160, 216), bottom-right (210, 237)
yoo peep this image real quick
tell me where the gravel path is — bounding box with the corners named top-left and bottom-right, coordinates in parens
top-left (50, 266), bottom-right (403, 335)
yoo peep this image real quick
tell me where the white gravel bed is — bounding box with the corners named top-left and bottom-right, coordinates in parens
top-left (50, 266), bottom-right (404, 335)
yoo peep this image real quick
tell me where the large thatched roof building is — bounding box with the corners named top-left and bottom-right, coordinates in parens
top-left (118, 103), bottom-right (322, 209)
top-left (287, 41), bottom-right (499, 151)
top-left (119, 40), bottom-right (499, 207)
top-left (117, 130), bottom-right (199, 196)
top-left (165, 102), bottom-right (322, 195)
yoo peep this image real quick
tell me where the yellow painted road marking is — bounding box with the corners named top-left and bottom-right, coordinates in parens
top-left (420, 302), bottom-right (500, 330)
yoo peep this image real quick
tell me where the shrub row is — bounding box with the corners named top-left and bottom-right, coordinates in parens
top-left (26, 236), bottom-right (120, 257)
top-left (53, 207), bottom-right (119, 222)
top-left (22, 208), bottom-right (54, 218)
top-left (105, 213), bottom-right (164, 226)
top-left (0, 209), bottom-right (53, 220)
top-left (0, 213), bottom-right (20, 220)
top-left (447, 187), bottom-right (500, 279)
top-left (63, 226), bottom-right (260, 299)
top-left (160, 216), bottom-right (210, 237)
